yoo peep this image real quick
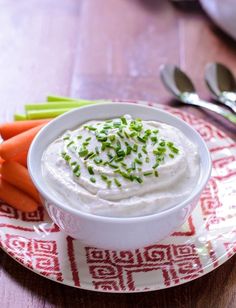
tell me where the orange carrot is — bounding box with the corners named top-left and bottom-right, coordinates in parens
top-left (0, 123), bottom-right (45, 161)
top-left (13, 151), bottom-right (28, 167)
top-left (1, 161), bottom-right (41, 204)
top-left (0, 157), bottom-right (4, 164)
top-left (0, 178), bottom-right (38, 212)
top-left (0, 119), bottom-right (50, 140)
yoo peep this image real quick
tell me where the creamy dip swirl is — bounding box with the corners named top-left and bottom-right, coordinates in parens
top-left (42, 115), bottom-right (200, 217)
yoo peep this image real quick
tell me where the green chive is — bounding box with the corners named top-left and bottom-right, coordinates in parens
top-left (154, 170), bottom-right (159, 177)
top-left (90, 177), bottom-right (96, 183)
top-left (75, 171), bottom-right (81, 177)
top-left (73, 165), bottom-right (80, 173)
top-left (133, 144), bottom-right (138, 152)
top-left (79, 149), bottom-right (89, 157)
top-left (171, 146), bottom-right (179, 154)
top-left (109, 135), bottom-right (116, 142)
top-left (137, 136), bottom-right (146, 143)
top-left (135, 176), bottom-right (143, 183)
top-left (95, 146), bottom-right (100, 155)
top-left (145, 157), bottom-right (150, 163)
top-left (135, 158), bottom-right (142, 165)
top-left (152, 162), bottom-right (159, 169)
top-left (94, 157), bottom-right (103, 164)
top-left (88, 126), bottom-right (97, 131)
top-left (86, 137), bottom-right (92, 141)
top-left (107, 180), bottom-right (112, 188)
top-left (63, 136), bottom-right (70, 140)
top-left (121, 116), bottom-right (127, 125)
top-left (109, 163), bottom-right (119, 169)
top-left (142, 146), bottom-right (147, 154)
top-left (144, 171), bottom-right (153, 176)
top-left (77, 135), bottom-right (82, 139)
top-left (88, 166), bottom-right (94, 175)
top-left (101, 174), bottom-right (108, 181)
top-left (159, 141), bottom-right (165, 147)
top-left (169, 153), bottom-right (175, 159)
top-left (67, 141), bottom-right (74, 147)
top-left (97, 134), bottom-right (107, 142)
top-left (114, 178), bottom-right (122, 187)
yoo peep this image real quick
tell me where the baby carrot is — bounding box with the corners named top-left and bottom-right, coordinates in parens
top-left (1, 161), bottom-right (41, 204)
top-left (0, 123), bottom-right (45, 161)
top-left (13, 151), bottom-right (28, 167)
top-left (0, 178), bottom-right (38, 212)
top-left (0, 119), bottom-right (50, 140)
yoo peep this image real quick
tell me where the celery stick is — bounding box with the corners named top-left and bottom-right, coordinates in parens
top-left (26, 108), bottom-right (73, 119)
top-left (25, 102), bottom-right (90, 111)
top-left (14, 114), bottom-right (28, 121)
top-left (47, 95), bottom-right (92, 103)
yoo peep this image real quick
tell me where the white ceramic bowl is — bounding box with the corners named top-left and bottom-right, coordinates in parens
top-left (28, 103), bottom-right (212, 250)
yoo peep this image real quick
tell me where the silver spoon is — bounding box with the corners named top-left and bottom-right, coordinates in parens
top-left (205, 62), bottom-right (236, 113)
top-left (160, 64), bottom-right (236, 125)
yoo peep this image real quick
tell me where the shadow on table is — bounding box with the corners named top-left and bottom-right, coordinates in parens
top-left (1, 251), bottom-right (236, 307)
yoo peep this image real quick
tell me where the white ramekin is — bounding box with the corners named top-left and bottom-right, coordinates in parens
top-left (28, 103), bottom-right (212, 250)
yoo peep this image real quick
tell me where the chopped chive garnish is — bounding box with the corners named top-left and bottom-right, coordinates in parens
top-left (73, 165), bottom-right (80, 173)
top-left (95, 146), bottom-right (100, 155)
top-left (88, 166), bottom-right (94, 175)
top-left (117, 131), bottom-right (124, 139)
top-left (63, 154), bottom-right (71, 162)
top-left (113, 120), bottom-right (122, 128)
top-left (82, 141), bottom-right (89, 146)
top-left (151, 136), bottom-right (157, 143)
top-left (131, 161), bottom-right (136, 170)
top-left (67, 141), bottom-right (74, 147)
top-left (86, 137), bottom-right (92, 141)
top-left (121, 162), bottom-right (127, 168)
top-left (87, 126), bottom-right (97, 131)
top-left (144, 171), bottom-right (153, 176)
top-left (121, 116), bottom-right (127, 125)
top-left (70, 161), bottom-right (77, 166)
top-left (109, 163), bottom-right (119, 169)
top-left (171, 146), bottom-right (179, 154)
top-left (109, 135), bottom-right (116, 142)
top-left (138, 152), bottom-right (142, 158)
top-left (107, 180), bottom-right (112, 188)
top-left (159, 141), bottom-right (165, 147)
top-left (94, 157), bottom-right (103, 164)
top-left (117, 149), bottom-right (126, 157)
top-left (135, 176), bottom-right (143, 183)
top-left (130, 132), bottom-right (137, 138)
top-left (75, 171), bottom-right (81, 177)
top-left (77, 135), bottom-right (82, 139)
top-left (101, 174), bottom-right (108, 181)
top-left (97, 133), bottom-right (107, 142)
top-left (133, 144), bottom-right (138, 152)
top-left (142, 146), bottom-right (147, 154)
top-left (154, 170), bottom-right (159, 177)
top-left (153, 129), bottom-right (159, 134)
top-left (135, 158), bottom-right (142, 165)
top-left (79, 149), bottom-right (89, 157)
top-left (114, 178), bottom-right (122, 187)
top-left (145, 157), bottom-right (150, 163)
top-left (90, 177), bottom-right (96, 183)
top-left (169, 153), bottom-right (175, 159)
top-left (137, 136), bottom-right (146, 143)
top-left (115, 157), bottom-right (124, 162)
top-left (124, 131), bottom-right (130, 139)
top-left (152, 162), bottom-right (159, 169)
top-left (63, 136), bottom-right (70, 140)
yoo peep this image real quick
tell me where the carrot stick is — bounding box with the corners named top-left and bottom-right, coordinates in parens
top-left (13, 151), bottom-right (28, 167)
top-left (0, 123), bottom-right (45, 161)
top-left (0, 161), bottom-right (41, 204)
top-left (0, 178), bottom-right (38, 212)
top-left (0, 119), bottom-right (50, 140)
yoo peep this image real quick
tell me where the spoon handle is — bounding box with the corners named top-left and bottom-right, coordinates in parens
top-left (186, 99), bottom-right (236, 124)
top-left (218, 95), bottom-right (236, 113)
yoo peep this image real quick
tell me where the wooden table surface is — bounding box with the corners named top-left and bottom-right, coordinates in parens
top-left (0, 1), bottom-right (236, 307)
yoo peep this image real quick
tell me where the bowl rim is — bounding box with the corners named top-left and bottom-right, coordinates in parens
top-left (28, 102), bottom-right (212, 223)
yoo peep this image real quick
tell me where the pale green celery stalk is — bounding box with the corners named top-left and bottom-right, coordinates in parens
top-left (47, 95), bottom-right (93, 103)
top-left (14, 114), bottom-right (28, 121)
top-left (25, 102), bottom-right (94, 111)
top-left (26, 108), bottom-right (73, 119)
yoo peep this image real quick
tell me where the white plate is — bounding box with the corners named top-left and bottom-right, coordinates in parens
top-left (0, 101), bottom-right (236, 292)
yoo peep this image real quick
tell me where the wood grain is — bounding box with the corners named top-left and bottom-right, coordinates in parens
top-left (0, 0), bottom-right (236, 307)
